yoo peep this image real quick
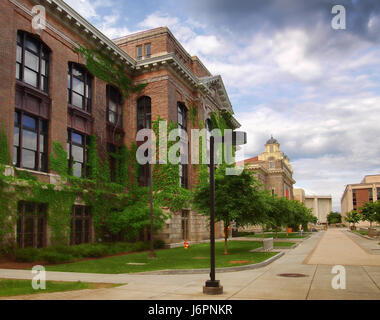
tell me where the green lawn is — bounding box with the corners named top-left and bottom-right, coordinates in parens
top-left (273, 242), bottom-right (295, 247)
top-left (353, 230), bottom-right (368, 236)
top-left (245, 232), bottom-right (310, 239)
top-left (45, 241), bottom-right (278, 274)
top-left (0, 279), bottom-right (121, 297)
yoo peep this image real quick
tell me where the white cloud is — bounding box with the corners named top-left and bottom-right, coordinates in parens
top-left (97, 14), bottom-right (132, 39)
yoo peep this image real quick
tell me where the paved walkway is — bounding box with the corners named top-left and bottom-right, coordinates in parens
top-left (1, 229), bottom-right (380, 300)
top-left (305, 228), bottom-right (380, 266)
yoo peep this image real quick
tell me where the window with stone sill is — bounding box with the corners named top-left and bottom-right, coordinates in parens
top-left (107, 85), bottom-right (122, 127)
top-left (67, 62), bottom-right (92, 113)
top-left (67, 129), bottom-right (88, 178)
top-left (13, 111), bottom-right (48, 172)
top-left (16, 31), bottom-right (50, 93)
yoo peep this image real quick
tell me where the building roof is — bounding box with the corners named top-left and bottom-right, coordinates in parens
top-left (243, 156), bottom-right (259, 164)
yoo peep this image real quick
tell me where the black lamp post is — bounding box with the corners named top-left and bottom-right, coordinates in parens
top-left (203, 131), bottom-right (247, 295)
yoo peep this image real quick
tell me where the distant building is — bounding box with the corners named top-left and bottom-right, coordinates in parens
top-left (294, 188), bottom-right (332, 224)
top-left (341, 174), bottom-right (380, 227)
top-left (244, 137), bottom-right (295, 199)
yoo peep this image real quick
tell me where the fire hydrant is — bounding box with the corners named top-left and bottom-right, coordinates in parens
top-left (184, 240), bottom-right (189, 250)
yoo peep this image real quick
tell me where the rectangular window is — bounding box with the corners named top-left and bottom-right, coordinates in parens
top-left (377, 188), bottom-right (380, 201)
top-left (107, 86), bottom-right (122, 127)
top-left (17, 202), bottom-right (47, 248)
top-left (352, 189), bottom-right (357, 209)
top-left (13, 111), bottom-right (48, 172)
top-left (71, 206), bottom-right (92, 245)
top-left (369, 188), bottom-right (373, 202)
top-left (67, 63), bottom-right (92, 113)
top-left (136, 45), bottom-right (142, 60)
top-left (67, 130), bottom-right (88, 178)
top-left (177, 102), bottom-right (188, 132)
top-left (145, 43), bottom-right (151, 58)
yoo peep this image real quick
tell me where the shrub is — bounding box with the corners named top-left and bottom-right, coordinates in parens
top-left (76, 244), bottom-right (109, 257)
top-left (154, 239), bottom-right (165, 249)
top-left (40, 251), bottom-right (75, 264)
top-left (131, 241), bottom-right (148, 252)
top-left (14, 248), bottom-right (40, 262)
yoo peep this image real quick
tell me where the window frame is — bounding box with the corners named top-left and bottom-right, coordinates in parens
top-left (137, 96), bottom-right (152, 130)
top-left (16, 31), bottom-right (50, 93)
top-left (71, 205), bottom-right (92, 245)
top-left (67, 62), bottom-right (92, 113)
top-left (136, 45), bottom-right (143, 60)
top-left (13, 111), bottom-right (48, 172)
top-left (17, 201), bottom-right (47, 249)
top-left (67, 129), bottom-right (88, 178)
top-left (107, 85), bottom-right (123, 127)
top-left (145, 43), bottom-right (151, 58)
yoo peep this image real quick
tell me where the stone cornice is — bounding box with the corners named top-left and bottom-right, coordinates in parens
top-left (12, 0), bottom-right (238, 119)
top-left (29, 0), bottom-right (136, 68)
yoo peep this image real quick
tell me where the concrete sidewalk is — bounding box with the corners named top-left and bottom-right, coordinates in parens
top-left (305, 228), bottom-right (380, 266)
top-left (1, 230), bottom-right (380, 300)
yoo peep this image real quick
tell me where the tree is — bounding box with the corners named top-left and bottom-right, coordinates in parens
top-left (193, 168), bottom-right (266, 255)
top-left (361, 202), bottom-right (379, 229)
top-left (344, 210), bottom-right (361, 230)
top-left (106, 203), bottom-right (169, 241)
top-left (327, 211), bottom-right (342, 225)
top-left (265, 195), bottom-right (288, 238)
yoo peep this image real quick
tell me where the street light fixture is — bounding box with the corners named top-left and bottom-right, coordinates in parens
top-left (203, 131), bottom-right (247, 295)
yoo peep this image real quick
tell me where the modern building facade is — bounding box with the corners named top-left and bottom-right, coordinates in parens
top-left (341, 174), bottom-right (380, 227)
top-left (294, 189), bottom-right (332, 224)
top-left (0, 0), bottom-right (240, 247)
top-left (244, 137), bottom-right (296, 199)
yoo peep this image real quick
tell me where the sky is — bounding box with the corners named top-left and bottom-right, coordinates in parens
top-left (63, 0), bottom-right (380, 211)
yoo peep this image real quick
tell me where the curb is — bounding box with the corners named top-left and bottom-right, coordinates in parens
top-left (135, 251), bottom-right (285, 275)
top-left (347, 230), bottom-right (379, 241)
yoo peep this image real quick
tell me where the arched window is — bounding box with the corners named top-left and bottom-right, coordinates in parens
top-left (67, 62), bottom-right (92, 112)
top-left (16, 31), bottom-right (50, 92)
top-left (107, 85), bottom-right (122, 126)
top-left (137, 96), bottom-right (151, 130)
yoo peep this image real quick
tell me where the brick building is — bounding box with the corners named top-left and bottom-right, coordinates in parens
top-left (244, 137), bottom-right (295, 199)
top-left (0, 0), bottom-right (240, 247)
top-left (341, 174), bottom-right (380, 227)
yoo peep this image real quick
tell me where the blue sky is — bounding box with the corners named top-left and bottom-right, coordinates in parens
top-left (64, 0), bottom-right (380, 211)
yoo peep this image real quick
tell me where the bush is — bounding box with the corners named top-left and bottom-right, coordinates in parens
top-left (40, 251), bottom-right (75, 264)
top-left (12, 240), bottom-right (166, 264)
top-left (14, 248), bottom-right (40, 262)
top-left (154, 239), bottom-right (165, 249)
top-left (76, 244), bottom-right (109, 257)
